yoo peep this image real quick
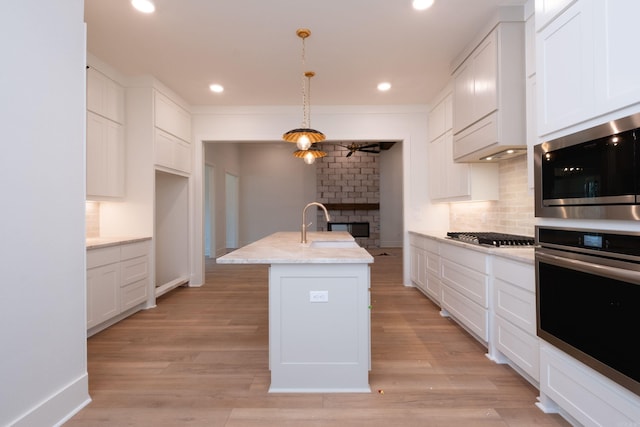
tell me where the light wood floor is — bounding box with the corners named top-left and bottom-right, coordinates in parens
top-left (68, 248), bottom-right (570, 426)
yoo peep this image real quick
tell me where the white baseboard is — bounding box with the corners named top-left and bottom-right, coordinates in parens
top-left (11, 373), bottom-right (90, 427)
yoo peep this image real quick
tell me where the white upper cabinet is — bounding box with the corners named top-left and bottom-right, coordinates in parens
top-left (428, 93), bottom-right (452, 141)
top-left (594, 0), bottom-right (640, 116)
top-left (154, 128), bottom-right (192, 174)
top-left (452, 21), bottom-right (526, 162)
top-left (87, 67), bottom-right (124, 124)
top-left (536, 0), bottom-right (640, 137)
top-left (154, 91), bottom-right (191, 143)
top-left (87, 112), bottom-right (125, 198)
top-left (428, 92), bottom-right (499, 202)
top-left (86, 64), bottom-right (125, 199)
top-left (535, 0), bottom-right (576, 31)
top-left (453, 31), bottom-right (498, 135)
top-left (536, 0), bottom-right (595, 136)
top-left (153, 90), bottom-right (192, 174)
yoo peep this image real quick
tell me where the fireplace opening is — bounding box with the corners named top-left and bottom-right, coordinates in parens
top-left (328, 222), bottom-right (370, 238)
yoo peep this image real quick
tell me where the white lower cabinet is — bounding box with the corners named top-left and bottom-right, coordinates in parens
top-left (409, 233), bottom-right (441, 305)
top-left (424, 246), bottom-right (441, 303)
top-left (439, 243), bottom-right (490, 343)
top-left (87, 239), bottom-right (151, 335)
top-left (411, 233), bottom-right (540, 387)
top-left (268, 263), bottom-right (370, 392)
top-left (538, 342), bottom-right (640, 426)
top-left (491, 256), bottom-right (539, 383)
top-left (409, 235), bottom-right (427, 292)
top-left (86, 249), bottom-right (120, 329)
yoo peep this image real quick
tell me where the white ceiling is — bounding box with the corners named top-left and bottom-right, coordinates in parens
top-left (84, 0), bottom-right (526, 107)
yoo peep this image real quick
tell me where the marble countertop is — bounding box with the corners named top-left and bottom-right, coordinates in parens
top-left (216, 231), bottom-right (374, 264)
top-left (86, 236), bottom-right (151, 250)
top-left (409, 230), bottom-right (535, 264)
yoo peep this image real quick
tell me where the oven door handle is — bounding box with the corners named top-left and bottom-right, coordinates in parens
top-left (536, 251), bottom-right (640, 285)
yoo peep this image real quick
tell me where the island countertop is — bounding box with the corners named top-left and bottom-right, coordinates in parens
top-left (216, 231), bottom-right (374, 264)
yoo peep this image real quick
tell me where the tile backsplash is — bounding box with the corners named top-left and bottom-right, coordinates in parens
top-left (449, 155), bottom-right (535, 237)
top-left (86, 201), bottom-right (100, 238)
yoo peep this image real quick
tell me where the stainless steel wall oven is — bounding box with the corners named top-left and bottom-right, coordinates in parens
top-left (535, 226), bottom-right (640, 396)
top-left (534, 112), bottom-right (640, 220)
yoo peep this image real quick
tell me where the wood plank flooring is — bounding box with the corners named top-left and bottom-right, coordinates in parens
top-left (67, 248), bottom-right (570, 426)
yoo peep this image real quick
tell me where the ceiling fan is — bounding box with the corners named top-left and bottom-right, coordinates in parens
top-left (339, 142), bottom-right (380, 157)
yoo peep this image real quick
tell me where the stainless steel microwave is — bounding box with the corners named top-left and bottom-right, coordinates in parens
top-left (534, 113), bottom-right (640, 220)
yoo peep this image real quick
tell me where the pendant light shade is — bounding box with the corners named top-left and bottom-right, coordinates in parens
top-left (293, 144), bottom-right (327, 165)
top-left (284, 29), bottom-right (327, 159)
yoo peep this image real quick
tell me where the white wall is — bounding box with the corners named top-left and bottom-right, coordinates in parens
top-left (0, 1), bottom-right (90, 425)
top-left (192, 105), bottom-right (450, 286)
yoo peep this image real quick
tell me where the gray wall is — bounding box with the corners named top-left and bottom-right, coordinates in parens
top-left (205, 142), bottom-right (316, 252)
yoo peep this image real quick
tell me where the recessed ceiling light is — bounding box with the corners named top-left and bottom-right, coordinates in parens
top-left (131, 0), bottom-right (155, 14)
top-left (209, 84), bottom-right (224, 93)
top-left (377, 82), bottom-right (391, 92)
top-left (412, 0), bottom-right (434, 11)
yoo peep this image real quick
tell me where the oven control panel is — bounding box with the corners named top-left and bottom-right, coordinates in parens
top-left (536, 226), bottom-right (640, 258)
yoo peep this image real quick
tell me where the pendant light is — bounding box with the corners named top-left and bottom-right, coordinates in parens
top-left (283, 28), bottom-right (326, 155)
top-left (293, 143), bottom-right (327, 165)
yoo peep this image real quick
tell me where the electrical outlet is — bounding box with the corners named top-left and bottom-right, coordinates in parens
top-left (309, 290), bottom-right (329, 302)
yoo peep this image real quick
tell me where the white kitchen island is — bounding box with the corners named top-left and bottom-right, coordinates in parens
top-left (217, 231), bottom-right (374, 393)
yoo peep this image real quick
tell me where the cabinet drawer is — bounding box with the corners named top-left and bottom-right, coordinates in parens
top-left (441, 285), bottom-right (488, 342)
top-left (121, 255), bottom-right (149, 286)
top-left (121, 240), bottom-right (150, 260)
top-left (493, 256), bottom-right (534, 292)
top-left (494, 315), bottom-right (539, 381)
top-left (494, 278), bottom-right (536, 335)
top-left (441, 258), bottom-right (489, 307)
top-left (440, 244), bottom-right (489, 274)
top-left (121, 278), bottom-right (148, 311)
top-left (87, 246), bottom-right (120, 268)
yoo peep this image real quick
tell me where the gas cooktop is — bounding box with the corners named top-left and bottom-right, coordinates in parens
top-left (446, 232), bottom-right (535, 247)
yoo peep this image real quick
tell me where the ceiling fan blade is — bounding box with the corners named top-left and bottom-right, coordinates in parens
top-left (359, 149), bottom-right (380, 154)
top-left (346, 151), bottom-right (353, 157)
top-left (358, 143), bottom-right (379, 150)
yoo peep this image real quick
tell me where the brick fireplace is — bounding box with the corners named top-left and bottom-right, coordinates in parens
top-left (315, 143), bottom-right (381, 248)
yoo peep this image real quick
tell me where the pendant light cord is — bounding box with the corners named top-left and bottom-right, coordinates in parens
top-left (301, 36), bottom-right (309, 129)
